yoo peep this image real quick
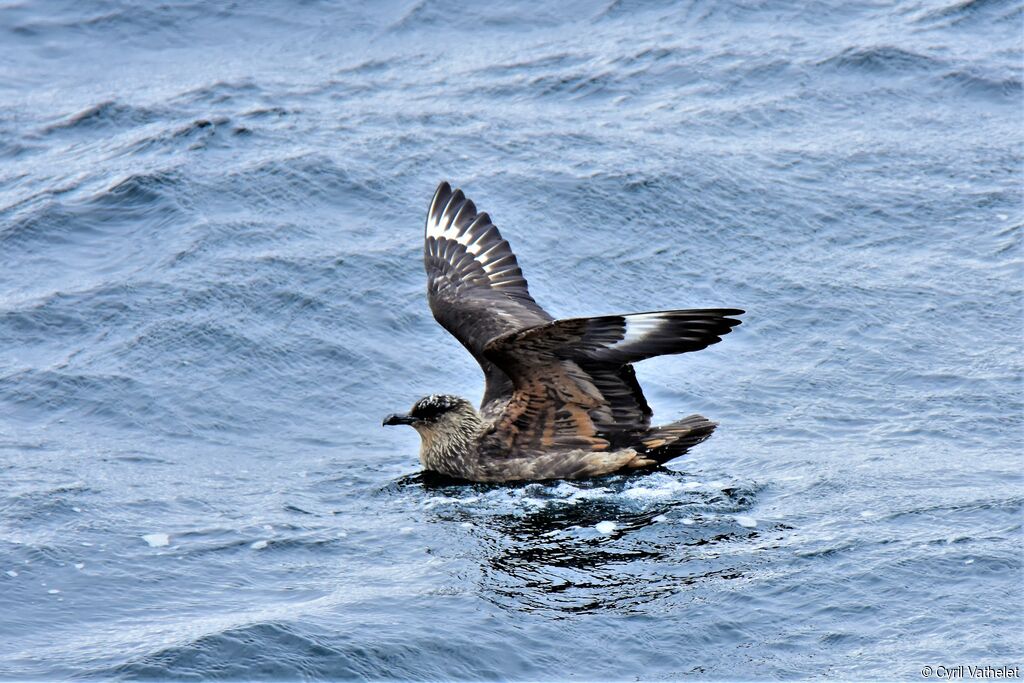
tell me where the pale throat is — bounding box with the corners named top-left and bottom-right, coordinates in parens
top-left (417, 412), bottom-right (485, 469)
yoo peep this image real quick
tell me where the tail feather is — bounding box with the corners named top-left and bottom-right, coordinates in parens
top-left (631, 414), bottom-right (718, 466)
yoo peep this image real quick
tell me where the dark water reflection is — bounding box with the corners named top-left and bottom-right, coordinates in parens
top-left (389, 471), bottom-right (775, 618)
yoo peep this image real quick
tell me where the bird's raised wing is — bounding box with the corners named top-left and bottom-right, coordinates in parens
top-left (424, 182), bottom-right (553, 409)
top-left (480, 309), bottom-right (743, 455)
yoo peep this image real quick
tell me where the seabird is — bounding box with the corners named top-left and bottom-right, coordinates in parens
top-left (383, 181), bottom-right (743, 482)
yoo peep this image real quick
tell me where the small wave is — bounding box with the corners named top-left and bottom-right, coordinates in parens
top-left (0, 201), bottom-right (89, 251)
top-left (107, 453), bottom-right (171, 465)
top-left (0, 481), bottom-right (94, 522)
top-left (524, 70), bottom-right (621, 100)
top-left (818, 46), bottom-right (944, 73)
top-left (0, 368), bottom-right (168, 428)
top-left (475, 52), bottom-right (588, 79)
top-left (107, 622), bottom-right (337, 680)
top-left (917, 0), bottom-right (1022, 26)
top-left (42, 100), bottom-right (161, 134)
top-left (941, 70), bottom-right (1023, 100)
top-left (123, 116), bottom-right (240, 155)
top-left (0, 294), bottom-right (95, 340)
top-left (388, 0), bottom-right (560, 32)
top-left (205, 154), bottom-right (388, 215)
top-left (0, 170), bottom-right (186, 254)
top-left (108, 618), bottom-right (528, 681)
top-left (0, 138), bottom-right (33, 159)
top-left (333, 59), bottom-right (396, 76)
top-left (95, 170), bottom-right (186, 209)
top-left (597, 0), bottom-right (696, 22)
top-left (171, 79), bottom-right (262, 106)
top-left (8, 5), bottom-right (232, 51)
top-left (239, 106), bottom-right (291, 119)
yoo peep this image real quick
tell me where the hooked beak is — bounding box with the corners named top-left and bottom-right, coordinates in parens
top-left (382, 413), bottom-right (416, 427)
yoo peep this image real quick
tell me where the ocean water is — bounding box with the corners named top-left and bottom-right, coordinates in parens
top-left (1, 0), bottom-right (1022, 679)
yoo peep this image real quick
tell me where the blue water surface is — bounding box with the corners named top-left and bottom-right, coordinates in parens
top-left (1, 0), bottom-right (1022, 680)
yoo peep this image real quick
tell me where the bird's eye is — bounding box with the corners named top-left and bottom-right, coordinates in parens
top-left (412, 402), bottom-right (445, 419)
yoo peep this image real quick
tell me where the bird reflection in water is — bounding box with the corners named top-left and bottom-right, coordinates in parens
top-left (389, 471), bottom-right (772, 616)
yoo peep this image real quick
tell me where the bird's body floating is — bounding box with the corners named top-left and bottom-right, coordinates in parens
top-left (383, 182), bottom-right (743, 482)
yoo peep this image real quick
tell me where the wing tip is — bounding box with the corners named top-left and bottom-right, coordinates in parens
top-left (428, 181), bottom-right (454, 227)
top-left (434, 180), bottom-right (452, 198)
top-left (721, 308), bottom-right (744, 325)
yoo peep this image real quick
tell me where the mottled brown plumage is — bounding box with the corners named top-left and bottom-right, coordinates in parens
top-left (382, 181), bottom-right (743, 482)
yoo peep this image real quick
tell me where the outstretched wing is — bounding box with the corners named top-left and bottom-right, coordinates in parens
top-left (424, 181), bottom-right (553, 409)
top-left (481, 309), bottom-right (743, 455)
top-left (530, 309), bottom-right (745, 365)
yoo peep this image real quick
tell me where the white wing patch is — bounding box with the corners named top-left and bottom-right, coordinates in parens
top-left (618, 313), bottom-right (667, 346)
top-left (583, 309), bottom-right (743, 365)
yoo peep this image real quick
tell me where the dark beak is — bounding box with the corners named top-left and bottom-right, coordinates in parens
top-left (383, 413), bottom-right (416, 427)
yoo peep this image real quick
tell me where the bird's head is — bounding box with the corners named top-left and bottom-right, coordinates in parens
top-left (382, 394), bottom-right (481, 441)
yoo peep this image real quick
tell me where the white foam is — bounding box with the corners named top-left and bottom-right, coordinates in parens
top-left (595, 521), bottom-right (617, 534)
top-left (251, 540), bottom-right (268, 550)
top-left (964, 558), bottom-right (974, 565)
top-left (623, 479), bottom-right (685, 500)
top-left (682, 482), bottom-right (702, 490)
top-left (423, 496), bottom-right (460, 509)
top-left (623, 486), bottom-right (663, 499)
top-left (567, 488), bottom-right (610, 503)
top-left (5, 570), bottom-right (17, 577)
top-left (735, 516), bottom-right (758, 528)
top-left (47, 589), bottom-right (60, 594)
top-left (460, 522), bottom-right (474, 529)
top-left (74, 563), bottom-right (84, 570)
top-left (653, 515), bottom-right (667, 522)
top-left (525, 483), bottom-right (611, 506)
top-left (860, 511), bottom-right (876, 518)
top-left (72, 507), bottom-right (82, 513)
top-left (550, 482), bottom-right (580, 497)
top-left (399, 526), bottom-right (414, 535)
top-left (142, 533), bottom-right (170, 547)
top-left (681, 518), bottom-right (695, 525)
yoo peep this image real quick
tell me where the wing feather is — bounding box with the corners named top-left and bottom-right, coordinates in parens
top-left (481, 308), bottom-right (743, 454)
top-left (424, 182), bottom-right (552, 410)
